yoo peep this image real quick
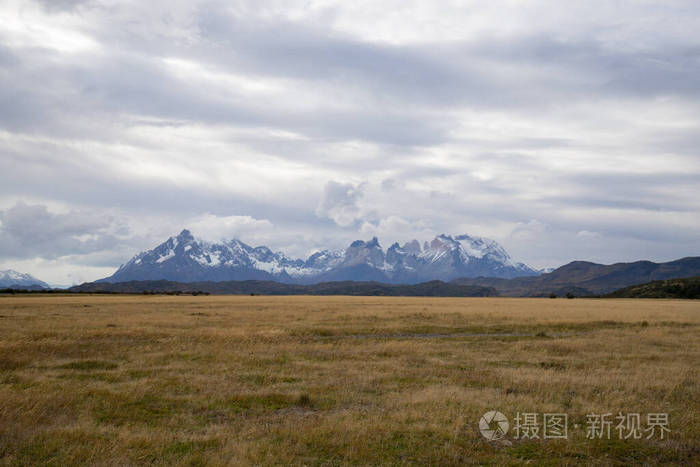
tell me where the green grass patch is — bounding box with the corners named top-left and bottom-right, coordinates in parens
top-left (0, 358), bottom-right (29, 371)
top-left (91, 391), bottom-right (182, 426)
top-left (15, 430), bottom-right (110, 466)
top-left (57, 360), bottom-right (118, 371)
top-left (125, 369), bottom-right (153, 379)
top-left (56, 372), bottom-right (122, 383)
top-left (214, 392), bottom-right (316, 413)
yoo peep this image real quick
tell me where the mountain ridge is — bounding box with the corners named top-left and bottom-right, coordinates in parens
top-left (0, 269), bottom-right (49, 289)
top-left (99, 229), bottom-right (538, 284)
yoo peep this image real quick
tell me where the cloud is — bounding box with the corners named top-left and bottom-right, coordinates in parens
top-left (359, 216), bottom-right (435, 246)
top-left (0, 202), bottom-right (127, 259)
top-left (316, 181), bottom-right (365, 227)
top-left (0, 0), bottom-right (698, 283)
top-left (381, 178), bottom-right (397, 191)
top-left (34, 0), bottom-right (91, 13)
top-left (185, 213), bottom-right (274, 243)
top-left (576, 230), bottom-right (601, 239)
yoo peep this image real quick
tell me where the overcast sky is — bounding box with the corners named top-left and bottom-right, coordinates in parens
top-left (1, 0), bottom-right (699, 285)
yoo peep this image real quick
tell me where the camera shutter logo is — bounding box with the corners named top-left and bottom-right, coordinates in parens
top-left (479, 411), bottom-right (509, 440)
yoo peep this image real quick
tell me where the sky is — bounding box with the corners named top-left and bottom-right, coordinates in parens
top-left (1, 0), bottom-right (699, 285)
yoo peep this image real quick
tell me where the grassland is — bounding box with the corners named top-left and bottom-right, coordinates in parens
top-left (0, 295), bottom-right (698, 465)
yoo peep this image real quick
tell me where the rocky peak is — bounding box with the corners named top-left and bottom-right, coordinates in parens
top-left (402, 240), bottom-right (422, 254)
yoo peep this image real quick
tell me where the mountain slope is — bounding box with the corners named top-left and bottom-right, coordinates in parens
top-left (101, 230), bottom-right (309, 283)
top-left (606, 276), bottom-right (700, 299)
top-left (452, 257), bottom-right (700, 296)
top-left (0, 270), bottom-right (49, 289)
top-left (99, 230), bottom-right (537, 284)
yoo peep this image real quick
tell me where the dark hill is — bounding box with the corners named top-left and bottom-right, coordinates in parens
top-left (606, 277), bottom-right (700, 299)
top-left (69, 279), bottom-right (498, 297)
top-left (451, 256), bottom-right (700, 296)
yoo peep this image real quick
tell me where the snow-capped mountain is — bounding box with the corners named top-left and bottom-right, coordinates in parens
top-left (0, 270), bottom-right (50, 289)
top-left (101, 230), bottom-right (310, 283)
top-left (99, 230), bottom-right (539, 284)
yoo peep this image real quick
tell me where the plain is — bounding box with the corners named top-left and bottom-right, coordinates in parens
top-left (0, 295), bottom-right (698, 465)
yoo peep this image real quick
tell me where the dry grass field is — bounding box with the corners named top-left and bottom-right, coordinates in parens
top-left (0, 295), bottom-right (698, 465)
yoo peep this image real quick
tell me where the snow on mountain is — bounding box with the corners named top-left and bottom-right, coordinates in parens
top-left (0, 270), bottom-right (50, 289)
top-left (103, 230), bottom-right (314, 283)
top-left (343, 237), bottom-right (385, 269)
top-left (99, 230), bottom-right (539, 284)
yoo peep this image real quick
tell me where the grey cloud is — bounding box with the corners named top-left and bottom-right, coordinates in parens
top-left (381, 179), bottom-right (396, 191)
top-left (0, 146), bottom-right (318, 225)
top-left (0, 202), bottom-right (125, 259)
top-left (34, 0), bottom-right (92, 13)
top-left (462, 34), bottom-right (700, 99)
top-left (0, 46), bottom-right (449, 147)
top-left (560, 172), bottom-right (700, 212)
top-left (0, 45), bottom-right (19, 66)
top-left (190, 16), bottom-right (700, 108)
top-left (5, 4), bottom-right (699, 151)
top-left (0, 0), bottom-right (699, 281)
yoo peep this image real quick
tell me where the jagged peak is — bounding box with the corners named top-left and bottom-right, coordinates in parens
top-left (402, 240), bottom-right (422, 254)
top-left (427, 234), bottom-right (458, 250)
top-left (224, 238), bottom-right (254, 253)
top-left (349, 237), bottom-right (381, 249)
top-left (308, 249), bottom-right (335, 258)
top-left (455, 234), bottom-right (511, 261)
top-left (177, 229), bottom-right (195, 242)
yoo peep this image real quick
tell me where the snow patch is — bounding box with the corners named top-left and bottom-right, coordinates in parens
top-left (156, 251), bottom-right (175, 263)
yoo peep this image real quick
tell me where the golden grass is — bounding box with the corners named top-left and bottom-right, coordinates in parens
top-left (0, 295), bottom-right (698, 465)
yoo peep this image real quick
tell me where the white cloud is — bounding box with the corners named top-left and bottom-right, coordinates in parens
top-left (0, 0), bottom-right (100, 53)
top-left (316, 181), bottom-right (365, 227)
top-left (185, 213), bottom-right (274, 243)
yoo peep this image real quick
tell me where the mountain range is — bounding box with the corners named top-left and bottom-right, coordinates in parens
top-left (72, 256), bottom-right (700, 297)
top-left (98, 229), bottom-right (538, 284)
top-left (4, 230), bottom-right (698, 297)
top-left (0, 270), bottom-right (49, 289)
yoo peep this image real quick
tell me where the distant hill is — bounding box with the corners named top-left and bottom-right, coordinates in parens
top-left (606, 277), bottom-right (700, 299)
top-left (69, 279), bottom-right (499, 297)
top-left (0, 270), bottom-right (49, 289)
top-left (451, 256), bottom-right (700, 296)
